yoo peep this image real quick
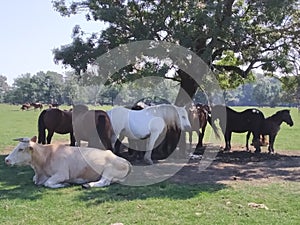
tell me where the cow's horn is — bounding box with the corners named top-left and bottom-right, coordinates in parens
top-left (13, 138), bottom-right (23, 141)
top-left (12, 138), bottom-right (29, 142)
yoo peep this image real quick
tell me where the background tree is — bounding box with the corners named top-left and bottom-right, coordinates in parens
top-left (52, 0), bottom-right (300, 105)
top-left (0, 75), bottom-right (9, 103)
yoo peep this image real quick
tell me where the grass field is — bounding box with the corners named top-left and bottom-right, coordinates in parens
top-left (0, 104), bottom-right (299, 225)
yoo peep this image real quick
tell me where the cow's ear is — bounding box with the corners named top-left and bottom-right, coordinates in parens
top-left (31, 136), bottom-right (37, 143)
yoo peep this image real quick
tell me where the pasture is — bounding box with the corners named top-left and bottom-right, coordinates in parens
top-left (0, 104), bottom-right (299, 225)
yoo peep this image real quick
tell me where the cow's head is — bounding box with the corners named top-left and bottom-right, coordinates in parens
top-left (5, 136), bottom-right (37, 166)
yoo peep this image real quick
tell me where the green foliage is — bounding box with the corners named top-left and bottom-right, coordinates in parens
top-left (52, 0), bottom-right (300, 94)
top-left (5, 72), bottom-right (64, 104)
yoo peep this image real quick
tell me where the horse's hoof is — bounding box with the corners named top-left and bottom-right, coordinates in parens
top-left (82, 183), bottom-right (91, 189)
top-left (144, 159), bottom-right (153, 165)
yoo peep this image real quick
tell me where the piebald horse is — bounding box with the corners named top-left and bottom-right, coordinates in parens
top-left (107, 104), bottom-right (191, 165)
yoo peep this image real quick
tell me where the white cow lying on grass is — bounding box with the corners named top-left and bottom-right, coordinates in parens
top-left (5, 136), bottom-right (132, 188)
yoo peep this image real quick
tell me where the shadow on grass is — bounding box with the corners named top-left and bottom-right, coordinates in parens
top-left (0, 154), bottom-right (44, 200)
top-left (0, 154), bottom-right (227, 203)
top-left (76, 182), bottom-right (227, 206)
top-left (171, 150), bottom-right (300, 184)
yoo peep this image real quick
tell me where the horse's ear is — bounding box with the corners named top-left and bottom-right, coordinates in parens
top-left (31, 136), bottom-right (37, 143)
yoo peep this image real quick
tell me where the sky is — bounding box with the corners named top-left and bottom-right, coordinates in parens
top-left (0, 1), bottom-right (106, 85)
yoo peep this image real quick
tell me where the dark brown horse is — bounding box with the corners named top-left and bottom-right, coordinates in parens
top-left (21, 103), bottom-right (31, 110)
top-left (31, 102), bottom-right (43, 111)
top-left (246, 109), bottom-right (294, 153)
top-left (188, 104), bottom-right (209, 150)
top-left (38, 108), bottom-right (75, 146)
top-left (188, 103), bottom-right (220, 153)
top-left (211, 105), bottom-right (265, 152)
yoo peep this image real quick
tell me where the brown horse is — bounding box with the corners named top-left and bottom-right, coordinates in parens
top-left (188, 103), bottom-right (220, 152)
top-left (72, 104), bottom-right (114, 150)
top-left (246, 109), bottom-right (294, 153)
top-left (21, 103), bottom-right (31, 110)
top-left (38, 108), bottom-right (75, 146)
top-left (31, 102), bottom-right (43, 111)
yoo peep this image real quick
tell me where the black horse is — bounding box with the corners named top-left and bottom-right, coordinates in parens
top-left (38, 108), bottom-right (75, 146)
top-left (211, 105), bottom-right (265, 152)
top-left (246, 109), bottom-right (294, 153)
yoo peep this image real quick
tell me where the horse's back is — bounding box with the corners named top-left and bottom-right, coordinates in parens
top-left (226, 107), bottom-right (264, 132)
top-left (43, 108), bottom-right (73, 133)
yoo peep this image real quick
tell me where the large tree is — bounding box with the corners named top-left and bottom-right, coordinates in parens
top-left (52, 0), bottom-right (300, 104)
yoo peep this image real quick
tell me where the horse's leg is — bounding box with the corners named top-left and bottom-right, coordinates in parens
top-left (114, 135), bottom-right (125, 155)
top-left (253, 132), bottom-right (261, 153)
top-left (224, 131), bottom-right (231, 151)
top-left (46, 130), bottom-right (54, 144)
top-left (70, 132), bottom-right (76, 146)
top-left (246, 131), bottom-right (251, 151)
top-left (268, 134), bottom-right (276, 154)
top-left (197, 124), bottom-right (206, 149)
top-left (144, 122), bottom-right (165, 165)
top-left (188, 131), bottom-right (193, 149)
top-left (38, 129), bottom-right (46, 144)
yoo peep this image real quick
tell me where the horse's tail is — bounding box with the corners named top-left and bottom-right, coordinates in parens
top-left (207, 114), bottom-right (221, 140)
top-left (96, 113), bottom-right (113, 150)
top-left (38, 110), bottom-right (47, 144)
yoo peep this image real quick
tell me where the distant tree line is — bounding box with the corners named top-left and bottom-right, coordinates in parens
top-left (0, 71), bottom-right (298, 107)
top-left (0, 71), bottom-right (180, 106)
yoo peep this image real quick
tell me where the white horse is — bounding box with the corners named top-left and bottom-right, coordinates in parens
top-left (107, 104), bottom-right (191, 164)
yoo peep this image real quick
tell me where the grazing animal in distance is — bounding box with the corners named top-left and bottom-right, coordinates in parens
top-left (21, 103), bottom-right (31, 111)
top-left (246, 109), bottom-right (294, 153)
top-left (211, 105), bottom-right (265, 153)
top-left (38, 108), bottom-right (75, 146)
top-left (31, 102), bottom-right (43, 111)
top-left (5, 136), bottom-right (132, 188)
top-left (72, 104), bottom-right (114, 150)
top-left (48, 103), bottom-right (60, 108)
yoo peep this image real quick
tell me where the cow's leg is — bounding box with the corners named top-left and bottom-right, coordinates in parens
top-left (84, 177), bottom-right (111, 188)
top-left (43, 174), bottom-right (69, 188)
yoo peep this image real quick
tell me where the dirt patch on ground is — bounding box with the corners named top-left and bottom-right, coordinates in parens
top-left (169, 146), bottom-right (300, 185)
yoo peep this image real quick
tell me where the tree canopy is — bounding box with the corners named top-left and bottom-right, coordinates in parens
top-left (52, 0), bottom-right (300, 103)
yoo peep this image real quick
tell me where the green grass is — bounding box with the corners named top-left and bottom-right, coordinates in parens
top-left (0, 103), bottom-right (299, 224)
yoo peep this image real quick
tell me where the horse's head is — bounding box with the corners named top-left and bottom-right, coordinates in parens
top-left (282, 110), bottom-right (294, 127)
top-left (176, 106), bottom-right (191, 131)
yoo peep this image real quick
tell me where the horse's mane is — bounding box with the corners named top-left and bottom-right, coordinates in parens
top-left (267, 109), bottom-right (289, 120)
